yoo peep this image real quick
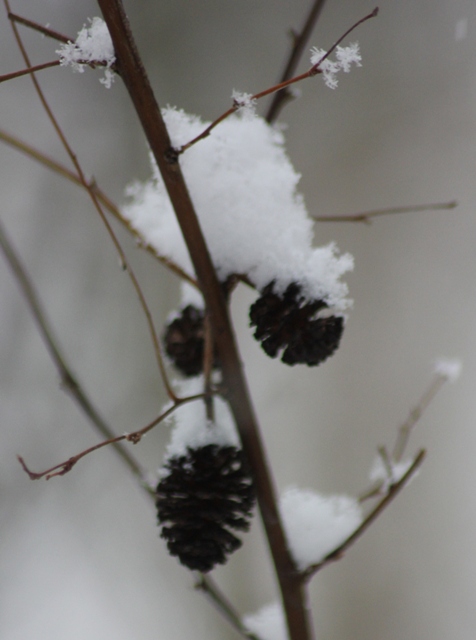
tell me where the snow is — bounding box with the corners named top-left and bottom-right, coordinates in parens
top-left (56, 17), bottom-right (116, 88)
top-left (310, 43), bottom-right (362, 89)
top-left (280, 487), bottom-right (363, 569)
top-left (433, 357), bottom-right (462, 383)
top-left (243, 602), bottom-right (288, 640)
top-left (231, 90), bottom-right (257, 119)
top-left (162, 377), bottom-right (239, 461)
top-left (124, 107), bottom-right (353, 310)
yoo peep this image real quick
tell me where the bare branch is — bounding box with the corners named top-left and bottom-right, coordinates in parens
top-left (17, 393), bottom-right (209, 481)
top-left (266, 0), bottom-right (328, 123)
top-left (0, 129), bottom-right (199, 288)
top-left (0, 217), bottom-right (150, 484)
top-left (303, 450), bottom-right (426, 581)
top-left (195, 575), bottom-right (262, 640)
top-left (0, 60), bottom-right (60, 83)
top-left (96, 2), bottom-right (312, 638)
top-left (8, 12), bottom-right (71, 43)
top-left (4, 0), bottom-right (176, 401)
top-left (313, 200), bottom-right (458, 224)
top-left (177, 8), bottom-right (379, 154)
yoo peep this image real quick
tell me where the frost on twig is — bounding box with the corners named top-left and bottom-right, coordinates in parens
top-left (310, 42), bottom-right (362, 89)
top-left (56, 17), bottom-right (116, 87)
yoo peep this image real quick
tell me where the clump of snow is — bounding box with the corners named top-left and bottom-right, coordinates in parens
top-left (232, 90), bottom-right (257, 119)
top-left (369, 455), bottom-right (414, 494)
top-left (280, 487), bottom-right (363, 569)
top-left (163, 377), bottom-right (239, 461)
top-left (57, 17), bottom-right (116, 88)
top-left (124, 107), bottom-right (353, 310)
top-left (310, 42), bottom-right (361, 89)
top-left (433, 357), bottom-right (462, 383)
top-left (243, 602), bottom-right (288, 640)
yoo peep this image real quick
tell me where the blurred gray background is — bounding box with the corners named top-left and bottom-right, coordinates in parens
top-left (1, 1), bottom-right (475, 639)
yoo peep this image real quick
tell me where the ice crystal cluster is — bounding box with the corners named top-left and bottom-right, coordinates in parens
top-left (57, 17), bottom-right (116, 88)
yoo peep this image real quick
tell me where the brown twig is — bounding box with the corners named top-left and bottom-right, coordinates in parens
top-left (17, 392), bottom-right (209, 481)
top-left (0, 128), bottom-right (199, 288)
top-left (302, 449), bottom-right (426, 581)
top-left (360, 368), bottom-right (453, 502)
top-left (0, 217), bottom-right (149, 486)
top-left (4, 0), bottom-right (176, 401)
top-left (177, 8), bottom-right (378, 154)
top-left (8, 11), bottom-right (71, 43)
top-left (313, 200), bottom-right (458, 224)
top-left (266, 0), bottom-right (328, 124)
top-left (0, 60), bottom-right (60, 83)
top-left (96, 2), bottom-right (312, 638)
top-left (195, 575), bottom-right (262, 640)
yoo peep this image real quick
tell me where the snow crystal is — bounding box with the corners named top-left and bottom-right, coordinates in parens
top-left (433, 357), bottom-right (462, 383)
top-left (280, 487), bottom-right (363, 569)
top-left (163, 377), bottom-right (239, 461)
top-left (310, 42), bottom-right (361, 89)
top-left (123, 107), bottom-right (353, 310)
top-left (243, 602), bottom-right (288, 640)
top-left (57, 17), bottom-right (116, 88)
top-left (231, 90), bottom-right (257, 119)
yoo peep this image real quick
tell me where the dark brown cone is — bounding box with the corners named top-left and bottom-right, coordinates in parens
top-left (249, 281), bottom-right (344, 366)
top-left (163, 305), bottom-right (219, 377)
top-left (156, 444), bottom-right (255, 572)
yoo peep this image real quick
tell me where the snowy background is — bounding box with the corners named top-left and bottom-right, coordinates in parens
top-left (1, 1), bottom-right (475, 639)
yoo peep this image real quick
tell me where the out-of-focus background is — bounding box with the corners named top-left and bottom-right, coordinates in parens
top-left (0, 1), bottom-right (475, 639)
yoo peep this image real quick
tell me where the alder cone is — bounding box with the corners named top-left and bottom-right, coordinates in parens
top-left (249, 281), bottom-right (344, 366)
top-left (156, 444), bottom-right (256, 573)
top-left (163, 305), bottom-right (219, 377)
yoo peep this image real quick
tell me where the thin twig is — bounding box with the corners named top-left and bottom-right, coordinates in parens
top-left (0, 217), bottom-right (148, 486)
top-left (177, 8), bottom-right (378, 154)
top-left (313, 200), bottom-right (458, 224)
top-left (195, 575), bottom-right (262, 640)
top-left (0, 60), bottom-right (60, 83)
top-left (0, 129), bottom-right (199, 288)
top-left (8, 12), bottom-right (71, 43)
top-left (266, 0), bottom-right (328, 124)
top-left (303, 449), bottom-right (426, 581)
top-left (359, 369), bottom-right (452, 502)
top-left (4, 0), bottom-right (176, 401)
top-left (17, 392), bottom-right (209, 480)
top-left (392, 372), bottom-right (448, 462)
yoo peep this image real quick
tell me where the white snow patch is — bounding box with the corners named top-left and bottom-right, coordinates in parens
top-left (163, 377), bottom-right (239, 461)
top-left (280, 487), bottom-right (363, 569)
top-left (124, 108), bottom-right (353, 310)
top-left (433, 357), bottom-right (462, 383)
top-left (57, 17), bottom-right (116, 88)
top-left (243, 602), bottom-right (288, 640)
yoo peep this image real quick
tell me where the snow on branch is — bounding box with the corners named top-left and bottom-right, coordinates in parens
top-left (124, 108), bottom-right (353, 311)
top-left (56, 17), bottom-right (116, 87)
